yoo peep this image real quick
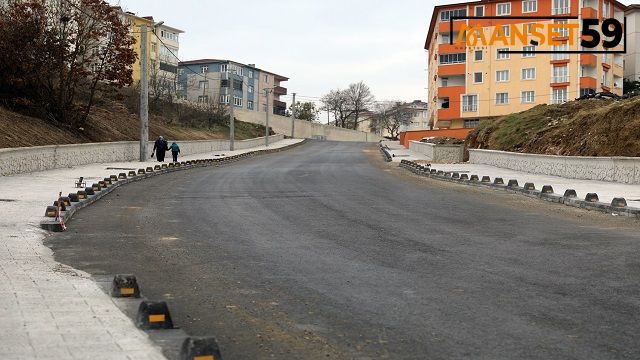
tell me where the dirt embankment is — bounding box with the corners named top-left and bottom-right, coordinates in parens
top-left (466, 97), bottom-right (640, 156)
top-left (0, 100), bottom-right (268, 149)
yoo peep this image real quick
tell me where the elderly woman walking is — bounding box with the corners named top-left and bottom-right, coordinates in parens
top-left (152, 136), bottom-right (169, 162)
top-left (169, 142), bottom-right (180, 162)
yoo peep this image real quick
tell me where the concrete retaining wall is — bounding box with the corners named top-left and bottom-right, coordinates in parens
top-left (469, 148), bottom-right (640, 184)
top-left (0, 134), bottom-right (284, 176)
top-left (235, 109), bottom-right (382, 142)
top-left (409, 141), bottom-right (464, 163)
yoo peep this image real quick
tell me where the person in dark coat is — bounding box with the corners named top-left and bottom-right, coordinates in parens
top-left (152, 136), bottom-right (169, 162)
top-left (169, 142), bottom-right (180, 162)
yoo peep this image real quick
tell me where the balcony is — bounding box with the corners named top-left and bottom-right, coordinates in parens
top-left (579, 76), bottom-right (597, 88)
top-left (274, 86), bottom-right (287, 96)
top-left (437, 64), bottom-right (465, 76)
top-left (438, 43), bottom-right (466, 54)
top-left (462, 103), bottom-right (478, 112)
top-left (273, 99), bottom-right (287, 115)
top-left (580, 54), bottom-right (597, 66)
top-left (436, 85), bottom-right (464, 120)
top-left (581, 7), bottom-right (597, 18)
top-left (438, 20), bottom-right (465, 34)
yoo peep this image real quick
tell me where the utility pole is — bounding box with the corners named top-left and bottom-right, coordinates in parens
top-left (139, 24), bottom-right (149, 162)
top-left (265, 88), bottom-right (271, 147)
top-left (228, 70), bottom-right (235, 151)
top-left (291, 92), bottom-right (296, 138)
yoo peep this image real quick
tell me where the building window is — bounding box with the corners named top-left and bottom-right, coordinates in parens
top-left (521, 90), bottom-right (535, 103)
top-left (220, 95), bottom-right (229, 104)
top-left (552, 0), bottom-right (569, 14)
top-left (475, 6), bottom-right (484, 16)
top-left (233, 96), bottom-right (242, 107)
top-left (198, 95), bottom-right (208, 103)
top-left (264, 74), bottom-right (269, 83)
top-left (201, 65), bottom-right (208, 73)
top-left (441, 97), bottom-right (450, 109)
top-left (502, 25), bottom-right (510, 37)
top-left (177, 68), bottom-right (184, 76)
top-left (221, 64), bottom-right (229, 72)
top-left (496, 92), bottom-right (509, 104)
top-left (440, 8), bottom-right (467, 21)
top-left (497, 3), bottom-right (511, 15)
top-left (496, 70), bottom-right (509, 82)
top-left (554, 20), bottom-right (568, 37)
top-left (521, 68), bottom-right (536, 80)
top-left (248, 100), bottom-right (254, 110)
top-left (474, 50), bottom-right (483, 61)
top-left (522, 45), bottom-right (536, 57)
top-left (439, 53), bottom-right (466, 65)
top-left (522, 0), bottom-right (537, 12)
top-left (221, 79), bottom-right (229, 88)
top-left (552, 88), bottom-right (568, 104)
top-left (464, 119), bottom-right (480, 128)
top-left (580, 88), bottom-right (595, 97)
top-left (473, 72), bottom-right (483, 83)
top-left (602, 70), bottom-right (609, 86)
top-left (233, 79), bottom-right (243, 91)
top-left (248, 85), bottom-right (254, 93)
top-left (603, 1), bottom-right (610, 17)
top-left (248, 70), bottom-right (254, 78)
top-left (552, 43), bottom-right (569, 60)
top-left (552, 66), bottom-right (568, 83)
top-left (199, 80), bottom-right (209, 89)
top-left (496, 48), bottom-right (510, 60)
top-left (462, 95), bottom-right (478, 112)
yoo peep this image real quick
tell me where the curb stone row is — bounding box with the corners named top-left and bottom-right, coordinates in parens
top-left (41, 139), bottom-right (308, 232)
top-left (398, 159), bottom-right (640, 218)
top-left (378, 143), bottom-right (393, 162)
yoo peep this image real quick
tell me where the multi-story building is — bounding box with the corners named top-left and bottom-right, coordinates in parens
top-left (425, 0), bottom-right (625, 130)
top-left (177, 59), bottom-right (288, 115)
top-left (116, 10), bottom-right (183, 87)
top-left (401, 100), bottom-right (429, 131)
top-left (625, 4), bottom-right (640, 82)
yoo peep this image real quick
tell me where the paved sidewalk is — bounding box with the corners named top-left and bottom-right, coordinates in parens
top-left (0, 139), bottom-right (302, 359)
top-left (384, 140), bottom-right (640, 209)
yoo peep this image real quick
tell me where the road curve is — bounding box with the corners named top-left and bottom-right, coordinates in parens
top-left (48, 141), bottom-right (640, 360)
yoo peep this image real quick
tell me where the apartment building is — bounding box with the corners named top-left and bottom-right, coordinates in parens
top-left (625, 4), bottom-right (640, 82)
top-left (425, 0), bottom-right (625, 130)
top-left (177, 59), bottom-right (289, 114)
top-left (401, 100), bottom-right (429, 131)
top-left (115, 10), bottom-right (183, 87)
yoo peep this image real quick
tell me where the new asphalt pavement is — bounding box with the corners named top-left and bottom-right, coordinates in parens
top-left (47, 141), bottom-right (640, 359)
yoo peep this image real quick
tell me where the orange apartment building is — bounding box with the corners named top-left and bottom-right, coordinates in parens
top-left (425, 0), bottom-right (626, 130)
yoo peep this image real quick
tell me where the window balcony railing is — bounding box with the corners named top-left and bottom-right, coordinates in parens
top-left (552, 75), bottom-right (569, 83)
top-left (552, 7), bottom-right (569, 14)
top-left (552, 53), bottom-right (569, 61)
top-left (462, 103), bottom-right (478, 112)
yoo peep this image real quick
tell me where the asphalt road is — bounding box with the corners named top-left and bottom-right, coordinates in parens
top-left (48, 141), bottom-right (640, 360)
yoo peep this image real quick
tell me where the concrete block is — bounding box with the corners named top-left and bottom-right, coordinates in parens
top-left (507, 179), bottom-right (519, 188)
top-left (470, 175), bottom-right (479, 181)
top-left (45, 206), bottom-right (57, 217)
top-left (68, 193), bottom-right (80, 202)
top-left (523, 182), bottom-right (535, 190)
top-left (84, 187), bottom-right (95, 196)
top-left (563, 189), bottom-right (577, 198)
top-left (136, 301), bottom-right (173, 330)
top-left (77, 191), bottom-right (87, 200)
top-left (611, 197), bottom-right (628, 208)
top-left (452, 172), bottom-right (460, 179)
top-left (52, 201), bottom-right (66, 211)
top-left (460, 174), bottom-right (469, 180)
top-left (481, 176), bottom-right (491, 183)
top-left (585, 193), bottom-right (599, 202)
top-left (493, 177), bottom-right (504, 185)
top-left (110, 275), bottom-right (140, 298)
top-left (118, 173), bottom-right (127, 179)
top-left (541, 185), bottom-right (554, 194)
top-left (154, 165), bottom-right (161, 170)
top-left (137, 169), bottom-right (145, 175)
top-left (128, 171), bottom-right (137, 177)
top-left (180, 337), bottom-right (222, 360)
top-left (145, 167), bottom-right (154, 173)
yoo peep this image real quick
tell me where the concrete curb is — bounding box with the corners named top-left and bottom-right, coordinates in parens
top-left (398, 159), bottom-right (640, 218)
top-left (378, 142), bottom-right (392, 162)
top-left (41, 139), bottom-right (308, 231)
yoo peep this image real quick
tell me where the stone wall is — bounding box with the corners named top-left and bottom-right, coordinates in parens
top-left (234, 108), bottom-right (382, 142)
top-left (0, 135), bottom-right (284, 176)
top-left (409, 141), bottom-right (464, 163)
top-left (469, 149), bottom-right (640, 184)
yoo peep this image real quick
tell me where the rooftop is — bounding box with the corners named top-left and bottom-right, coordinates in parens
top-left (179, 59), bottom-right (288, 81)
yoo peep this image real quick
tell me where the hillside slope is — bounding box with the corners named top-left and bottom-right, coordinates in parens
top-left (0, 100), bottom-right (268, 149)
top-left (466, 97), bottom-right (640, 157)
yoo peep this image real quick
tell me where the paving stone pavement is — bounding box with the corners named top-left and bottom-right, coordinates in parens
top-left (0, 139), bottom-right (303, 359)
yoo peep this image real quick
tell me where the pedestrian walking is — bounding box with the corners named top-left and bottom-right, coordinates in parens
top-left (152, 136), bottom-right (168, 162)
top-left (169, 142), bottom-right (180, 162)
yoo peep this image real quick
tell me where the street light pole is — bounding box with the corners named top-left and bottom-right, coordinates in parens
top-left (139, 24), bottom-right (149, 162)
top-left (291, 92), bottom-right (296, 138)
top-left (227, 69), bottom-right (235, 151)
top-left (264, 88), bottom-right (271, 147)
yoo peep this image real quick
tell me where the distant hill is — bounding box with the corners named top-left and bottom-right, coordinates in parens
top-left (466, 97), bottom-right (640, 157)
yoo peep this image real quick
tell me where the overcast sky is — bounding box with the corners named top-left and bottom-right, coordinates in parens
top-left (110, 0), bottom-right (454, 107)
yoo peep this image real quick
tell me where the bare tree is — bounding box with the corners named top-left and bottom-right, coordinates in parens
top-left (321, 89), bottom-right (350, 127)
top-left (345, 81), bottom-right (375, 130)
top-left (370, 101), bottom-right (412, 140)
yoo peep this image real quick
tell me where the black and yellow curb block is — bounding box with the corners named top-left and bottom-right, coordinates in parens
top-left (398, 159), bottom-right (640, 218)
top-left (136, 301), bottom-right (174, 330)
top-left (378, 142), bottom-right (393, 162)
top-left (110, 274), bottom-right (141, 298)
top-left (180, 337), bottom-right (222, 360)
top-left (40, 140), bottom-right (308, 232)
